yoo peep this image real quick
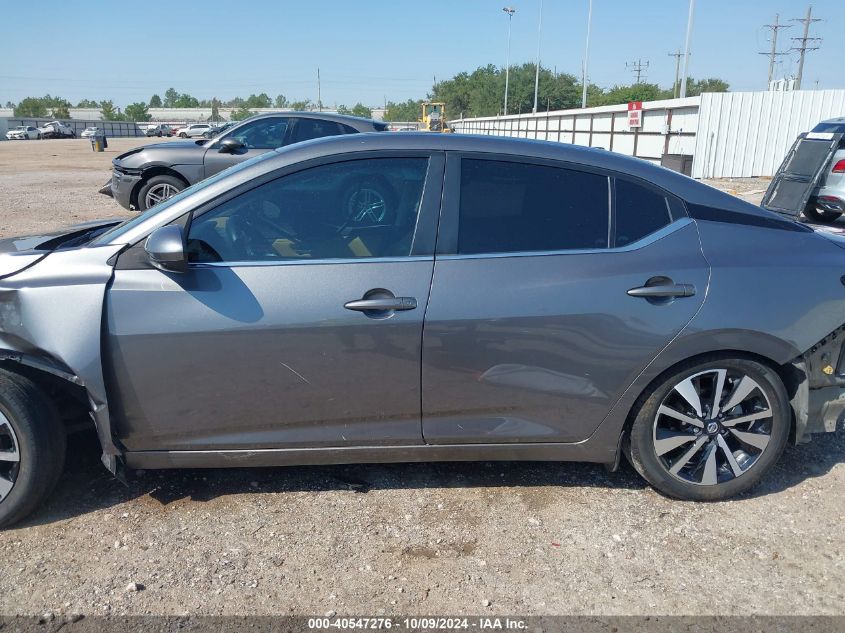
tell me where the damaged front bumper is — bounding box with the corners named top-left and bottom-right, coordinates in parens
top-left (791, 324), bottom-right (845, 442)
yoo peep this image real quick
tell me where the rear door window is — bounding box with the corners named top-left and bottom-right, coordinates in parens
top-left (456, 159), bottom-right (610, 255)
top-left (289, 119), bottom-right (353, 144)
top-left (613, 179), bottom-right (675, 247)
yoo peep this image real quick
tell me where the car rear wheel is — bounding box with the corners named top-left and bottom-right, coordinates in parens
top-left (804, 200), bottom-right (842, 223)
top-left (137, 175), bottom-right (185, 211)
top-left (0, 371), bottom-right (66, 529)
top-left (627, 357), bottom-right (790, 501)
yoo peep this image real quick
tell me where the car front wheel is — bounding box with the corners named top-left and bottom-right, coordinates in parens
top-left (0, 371), bottom-right (66, 529)
top-left (627, 356), bottom-right (790, 501)
top-left (137, 175), bottom-right (185, 211)
top-left (179, 132), bottom-right (187, 138)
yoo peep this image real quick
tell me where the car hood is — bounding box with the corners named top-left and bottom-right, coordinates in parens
top-left (114, 140), bottom-right (209, 168)
top-left (0, 219), bottom-right (123, 279)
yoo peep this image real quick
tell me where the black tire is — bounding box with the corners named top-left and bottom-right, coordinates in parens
top-left (0, 371), bottom-right (66, 528)
top-left (136, 174), bottom-right (185, 211)
top-left (627, 356), bottom-right (790, 501)
top-left (179, 132), bottom-right (187, 138)
top-left (804, 201), bottom-right (842, 223)
top-left (157, 131), bottom-right (162, 137)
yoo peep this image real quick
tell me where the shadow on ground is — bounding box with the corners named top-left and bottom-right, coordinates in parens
top-left (18, 423), bottom-right (845, 528)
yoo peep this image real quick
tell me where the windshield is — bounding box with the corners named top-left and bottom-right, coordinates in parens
top-left (13, 127), bottom-right (26, 131)
top-left (91, 151), bottom-right (280, 245)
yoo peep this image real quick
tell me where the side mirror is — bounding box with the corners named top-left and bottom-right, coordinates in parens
top-left (219, 137), bottom-right (244, 153)
top-left (145, 225), bottom-right (188, 273)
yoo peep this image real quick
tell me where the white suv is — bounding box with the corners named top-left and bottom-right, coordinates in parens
top-left (175, 123), bottom-right (211, 138)
top-left (806, 118), bottom-right (845, 223)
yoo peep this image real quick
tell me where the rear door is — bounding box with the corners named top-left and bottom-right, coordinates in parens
top-left (421, 154), bottom-right (709, 444)
top-left (203, 117), bottom-right (292, 178)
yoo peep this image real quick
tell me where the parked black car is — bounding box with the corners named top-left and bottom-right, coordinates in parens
top-left (106, 112), bottom-right (389, 211)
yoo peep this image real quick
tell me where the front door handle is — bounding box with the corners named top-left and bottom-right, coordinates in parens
top-left (344, 297), bottom-right (417, 312)
top-left (627, 283), bottom-right (695, 298)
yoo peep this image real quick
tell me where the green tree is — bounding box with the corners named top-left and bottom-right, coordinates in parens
top-left (684, 77), bottom-right (730, 97)
top-left (290, 99), bottom-right (312, 111)
top-left (593, 82), bottom-right (671, 106)
top-left (274, 94), bottom-right (288, 108)
top-left (100, 100), bottom-right (124, 121)
top-left (210, 98), bottom-right (221, 122)
top-left (4, 101), bottom-right (14, 109)
top-left (336, 104), bottom-right (351, 115)
top-left (350, 103), bottom-right (372, 118)
top-left (174, 93), bottom-right (199, 108)
top-left (13, 97), bottom-right (48, 117)
top-left (245, 93), bottom-right (272, 108)
top-left (229, 105), bottom-right (254, 121)
top-left (124, 102), bottom-right (151, 122)
top-left (163, 88), bottom-right (179, 107)
top-left (76, 99), bottom-right (99, 108)
top-left (45, 96), bottom-right (72, 119)
top-left (149, 94), bottom-right (163, 108)
top-left (384, 99), bottom-right (423, 122)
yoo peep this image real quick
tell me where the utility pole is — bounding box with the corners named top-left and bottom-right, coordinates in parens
top-left (668, 50), bottom-right (683, 98)
top-left (581, 0), bottom-right (593, 108)
top-left (790, 5), bottom-right (822, 90)
top-left (760, 14), bottom-right (791, 87)
top-left (626, 59), bottom-right (650, 83)
top-left (317, 67), bottom-right (322, 112)
top-left (503, 7), bottom-right (516, 116)
top-left (532, 0), bottom-right (543, 113)
top-left (680, 0), bottom-right (695, 98)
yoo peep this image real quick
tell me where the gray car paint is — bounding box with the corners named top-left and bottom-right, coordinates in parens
top-left (0, 133), bottom-right (843, 475)
top-left (110, 112), bottom-right (386, 210)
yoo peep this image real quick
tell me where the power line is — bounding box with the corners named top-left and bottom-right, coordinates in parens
top-left (759, 14), bottom-right (791, 87)
top-left (625, 59), bottom-right (649, 83)
top-left (668, 50), bottom-right (683, 98)
top-left (790, 5), bottom-right (822, 90)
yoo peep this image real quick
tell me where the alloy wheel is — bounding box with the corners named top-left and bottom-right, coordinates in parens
top-left (144, 183), bottom-right (179, 208)
top-left (348, 188), bottom-right (387, 224)
top-left (0, 411), bottom-right (20, 502)
top-left (652, 368), bottom-right (773, 486)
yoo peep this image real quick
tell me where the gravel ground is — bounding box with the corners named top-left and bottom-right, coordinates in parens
top-left (0, 138), bottom-right (843, 618)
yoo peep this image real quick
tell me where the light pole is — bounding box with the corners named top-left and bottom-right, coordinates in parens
top-left (503, 7), bottom-right (516, 116)
top-left (581, 0), bottom-right (593, 108)
top-left (680, 0), bottom-right (696, 98)
top-left (532, 0), bottom-right (543, 113)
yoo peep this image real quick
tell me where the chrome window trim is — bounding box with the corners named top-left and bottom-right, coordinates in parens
top-left (190, 255), bottom-right (433, 269)
top-left (438, 217), bottom-right (692, 261)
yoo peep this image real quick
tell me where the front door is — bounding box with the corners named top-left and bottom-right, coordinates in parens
top-left (202, 116), bottom-right (292, 178)
top-left (422, 155), bottom-right (710, 444)
top-left (106, 153), bottom-right (443, 451)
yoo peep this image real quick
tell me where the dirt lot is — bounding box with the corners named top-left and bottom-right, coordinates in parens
top-left (0, 138), bottom-right (843, 618)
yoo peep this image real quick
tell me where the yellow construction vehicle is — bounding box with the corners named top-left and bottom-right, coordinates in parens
top-left (420, 102), bottom-right (451, 132)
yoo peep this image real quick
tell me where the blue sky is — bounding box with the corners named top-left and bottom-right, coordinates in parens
top-left (1, 0), bottom-right (842, 108)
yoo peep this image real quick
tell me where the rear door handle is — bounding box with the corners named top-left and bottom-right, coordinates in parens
top-left (344, 297), bottom-right (417, 312)
top-left (627, 284), bottom-right (695, 298)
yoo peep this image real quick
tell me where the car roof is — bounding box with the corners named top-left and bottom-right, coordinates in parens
top-left (819, 117), bottom-right (845, 124)
top-left (237, 111), bottom-right (384, 131)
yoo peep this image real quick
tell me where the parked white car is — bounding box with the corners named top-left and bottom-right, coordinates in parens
top-left (175, 123), bottom-right (212, 138)
top-left (80, 127), bottom-right (99, 138)
top-left (38, 121), bottom-right (76, 139)
top-left (5, 125), bottom-right (41, 140)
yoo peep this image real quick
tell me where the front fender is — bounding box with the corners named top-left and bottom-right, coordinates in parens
top-left (0, 245), bottom-right (124, 471)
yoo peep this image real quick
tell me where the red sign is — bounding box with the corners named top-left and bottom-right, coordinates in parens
top-left (627, 101), bottom-right (643, 128)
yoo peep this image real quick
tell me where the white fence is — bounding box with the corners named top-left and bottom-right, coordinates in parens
top-left (692, 90), bottom-right (845, 178)
top-left (451, 97), bottom-right (700, 166)
top-left (451, 90), bottom-right (845, 179)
